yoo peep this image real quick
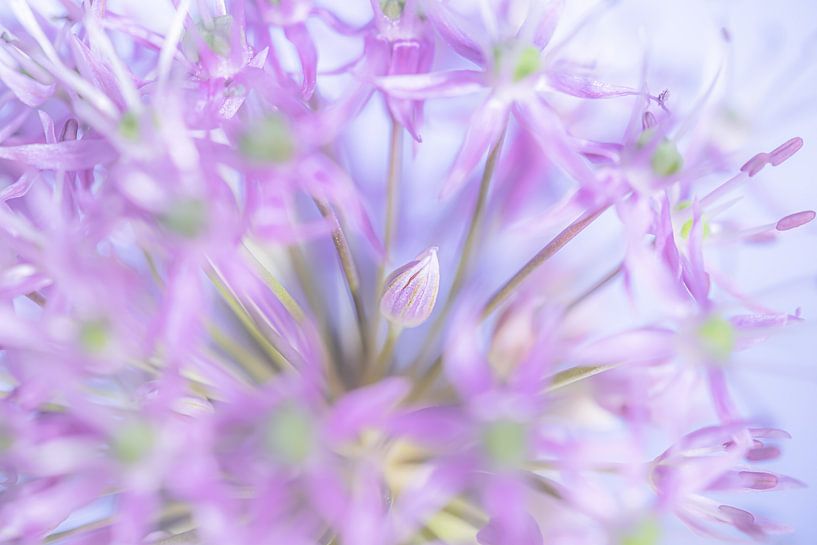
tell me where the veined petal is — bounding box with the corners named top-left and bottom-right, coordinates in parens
top-left (440, 97), bottom-right (510, 199)
top-left (681, 202), bottom-right (711, 306)
top-left (0, 170), bottom-right (40, 202)
top-left (0, 140), bottom-right (116, 170)
top-left (284, 23), bottom-right (317, 99)
top-left (299, 155), bottom-right (384, 256)
top-left (0, 58), bottom-right (54, 107)
top-left (546, 67), bottom-right (641, 99)
top-left (380, 247), bottom-right (440, 327)
top-left (423, 1), bottom-right (486, 65)
top-left (529, 0), bottom-right (564, 49)
top-left (377, 70), bottom-right (486, 100)
top-left (513, 98), bottom-right (598, 187)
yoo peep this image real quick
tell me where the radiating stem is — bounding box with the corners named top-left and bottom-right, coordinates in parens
top-left (407, 354), bottom-right (443, 402)
top-left (244, 240), bottom-right (345, 396)
top-left (205, 322), bottom-right (274, 382)
top-left (150, 530), bottom-right (197, 544)
top-left (287, 244), bottom-right (343, 370)
top-left (208, 270), bottom-right (291, 373)
top-left (312, 197), bottom-right (369, 360)
top-left (142, 247), bottom-right (273, 382)
top-left (370, 120), bottom-right (403, 357)
top-left (410, 131), bottom-right (507, 371)
top-left (481, 205), bottom-right (609, 319)
top-left (243, 241), bottom-right (306, 322)
top-left (409, 205), bottom-right (609, 393)
top-left (365, 322), bottom-right (401, 383)
top-left (563, 261), bottom-right (623, 314)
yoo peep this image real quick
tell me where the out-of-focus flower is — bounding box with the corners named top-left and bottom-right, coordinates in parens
top-left (652, 425), bottom-right (804, 540)
top-left (0, 0), bottom-right (813, 544)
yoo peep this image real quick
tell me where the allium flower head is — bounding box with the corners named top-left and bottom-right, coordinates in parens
top-left (0, 1), bottom-right (814, 544)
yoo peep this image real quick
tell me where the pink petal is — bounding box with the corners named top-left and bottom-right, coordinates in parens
top-left (0, 140), bottom-right (116, 171)
top-left (284, 23), bottom-right (317, 99)
top-left (440, 97), bottom-right (510, 199)
top-left (377, 70), bottom-right (486, 100)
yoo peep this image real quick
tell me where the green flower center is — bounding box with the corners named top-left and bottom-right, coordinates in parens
top-left (513, 46), bottom-right (541, 81)
top-left (181, 15), bottom-right (233, 61)
top-left (79, 318), bottom-right (111, 353)
top-left (239, 116), bottom-right (295, 164)
top-left (265, 405), bottom-right (316, 465)
top-left (0, 427), bottom-right (13, 454)
top-left (113, 421), bottom-right (155, 465)
top-left (651, 139), bottom-right (683, 176)
top-left (481, 419), bottom-right (527, 467)
top-left (621, 519), bottom-right (661, 545)
top-left (159, 198), bottom-right (208, 238)
top-left (119, 112), bottom-right (140, 140)
top-left (381, 0), bottom-right (406, 20)
top-left (203, 16), bottom-right (233, 57)
top-left (698, 316), bottom-right (736, 361)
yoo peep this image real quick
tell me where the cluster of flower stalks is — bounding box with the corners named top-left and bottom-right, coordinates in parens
top-left (0, 0), bottom-right (813, 544)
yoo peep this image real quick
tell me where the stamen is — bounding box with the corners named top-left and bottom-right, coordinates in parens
top-left (775, 210), bottom-right (815, 231)
top-left (738, 471), bottom-right (779, 490)
top-left (739, 152), bottom-right (769, 177)
top-left (746, 445), bottom-right (781, 462)
top-left (60, 118), bottom-right (78, 141)
top-left (739, 137), bottom-right (804, 177)
top-left (768, 136), bottom-right (804, 166)
top-left (642, 111), bottom-right (657, 130)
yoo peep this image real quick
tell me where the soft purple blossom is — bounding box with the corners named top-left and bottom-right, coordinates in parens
top-left (0, 1), bottom-right (813, 544)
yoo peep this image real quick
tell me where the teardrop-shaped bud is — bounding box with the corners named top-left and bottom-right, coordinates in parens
top-left (380, 247), bottom-right (440, 328)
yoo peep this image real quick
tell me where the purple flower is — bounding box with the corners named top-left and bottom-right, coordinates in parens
top-left (652, 425), bottom-right (803, 540)
top-left (0, 1), bottom-right (812, 544)
top-left (378, 0), bottom-right (643, 197)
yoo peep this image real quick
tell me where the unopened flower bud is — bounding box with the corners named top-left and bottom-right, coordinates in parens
top-left (380, 247), bottom-right (440, 328)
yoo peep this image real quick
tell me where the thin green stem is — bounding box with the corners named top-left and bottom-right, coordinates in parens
top-left (409, 205), bottom-right (609, 394)
top-left (370, 120), bottom-right (403, 358)
top-left (243, 240), bottom-right (306, 323)
top-left (545, 363), bottom-right (619, 392)
top-left (150, 530), bottom-right (198, 544)
top-left (243, 240), bottom-right (344, 396)
top-left (141, 247), bottom-right (272, 382)
top-left (287, 244), bottom-right (343, 370)
top-left (563, 261), bottom-right (623, 314)
top-left (208, 270), bottom-right (290, 373)
top-left (365, 322), bottom-right (401, 383)
top-left (313, 197), bottom-right (369, 361)
top-left (481, 205), bottom-right (609, 319)
top-left (406, 354), bottom-right (443, 402)
top-left (204, 322), bottom-right (274, 383)
top-left (409, 131), bottom-right (507, 372)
